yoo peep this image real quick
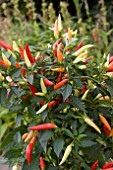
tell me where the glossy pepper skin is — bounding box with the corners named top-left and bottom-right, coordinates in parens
top-left (57, 72), bottom-right (62, 83)
top-left (54, 79), bottom-right (68, 90)
top-left (40, 157), bottom-right (46, 170)
top-left (91, 160), bottom-right (99, 170)
top-left (48, 100), bottom-right (58, 108)
top-left (28, 82), bottom-right (37, 97)
top-left (0, 39), bottom-right (13, 51)
top-left (102, 162), bottom-right (113, 169)
top-left (28, 123), bottom-right (56, 131)
top-left (75, 42), bottom-right (83, 51)
top-left (26, 143), bottom-right (33, 165)
top-left (43, 78), bottom-right (54, 86)
top-left (25, 43), bottom-right (36, 63)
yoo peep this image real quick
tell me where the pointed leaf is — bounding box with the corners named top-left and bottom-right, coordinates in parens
top-left (53, 138), bottom-right (64, 157)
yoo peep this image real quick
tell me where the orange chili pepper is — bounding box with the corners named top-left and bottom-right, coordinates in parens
top-left (99, 114), bottom-right (111, 131)
top-left (54, 79), bottom-right (68, 90)
top-left (24, 131), bottom-right (34, 142)
top-left (51, 68), bottom-right (64, 72)
top-left (22, 133), bottom-right (28, 140)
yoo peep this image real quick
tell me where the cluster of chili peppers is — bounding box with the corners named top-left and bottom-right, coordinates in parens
top-left (91, 160), bottom-right (113, 170)
top-left (1, 15), bottom-right (113, 169)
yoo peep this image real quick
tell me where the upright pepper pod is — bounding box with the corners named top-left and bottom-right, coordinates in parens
top-left (2, 52), bottom-right (11, 67)
top-left (19, 46), bottom-right (25, 60)
top-left (12, 164), bottom-right (18, 170)
top-left (40, 157), bottom-right (46, 170)
top-left (28, 82), bottom-right (37, 97)
top-left (24, 50), bottom-right (32, 68)
top-left (25, 43), bottom-right (36, 63)
top-left (40, 78), bottom-right (47, 94)
top-left (91, 160), bottom-right (99, 170)
top-left (54, 19), bottom-right (59, 38)
top-left (59, 142), bottom-right (74, 165)
top-left (75, 42), bottom-right (83, 51)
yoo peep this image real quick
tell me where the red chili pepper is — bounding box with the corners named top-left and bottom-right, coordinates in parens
top-left (106, 61), bottom-right (113, 72)
top-left (57, 72), bottom-right (63, 83)
top-left (19, 46), bottom-right (25, 60)
top-left (75, 42), bottom-right (83, 51)
top-left (40, 157), bottom-right (46, 170)
top-left (103, 168), bottom-right (113, 170)
top-left (20, 66), bottom-right (26, 77)
top-left (0, 59), bottom-right (8, 68)
top-left (15, 62), bottom-right (20, 68)
top-left (26, 143), bottom-right (33, 165)
top-left (53, 38), bottom-right (62, 50)
top-left (28, 82), bottom-right (37, 97)
top-left (109, 56), bottom-right (113, 64)
top-left (0, 39), bottom-right (13, 51)
top-left (91, 160), bottom-right (99, 170)
top-left (28, 123), bottom-right (56, 131)
top-left (102, 162), bottom-right (113, 169)
top-left (81, 83), bottom-right (87, 93)
top-left (48, 100), bottom-right (58, 108)
top-left (43, 78), bottom-right (54, 86)
top-left (103, 125), bottom-right (110, 136)
top-left (54, 49), bottom-right (57, 57)
top-left (25, 43), bottom-right (36, 63)
top-left (40, 100), bottom-right (45, 105)
top-left (21, 95), bottom-right (28, 99)
top-left (65, 98), bottom-right (69, 102)
top-left (54, 79), bottom-right (68, 90)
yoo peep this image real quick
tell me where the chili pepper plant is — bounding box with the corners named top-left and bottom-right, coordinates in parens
top-left (0, 15), bottom-right (113, 170)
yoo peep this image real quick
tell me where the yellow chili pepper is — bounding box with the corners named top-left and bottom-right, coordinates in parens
top-left (54, 19), bottom-right (59, 38)
top-left (2, 52), bottom-right (11, 67)
top-left (35, 92), bottom-right (45, 96)
top-left (24, 50), bottom-right (32, 68)
top-left (40, 78), bottom-right (47, 94)
top-left (59, 142), bottom-right (74, 166)
top-left (58, 14), bottom-right (62, 31)
top-left (72, 44), bottom-right (94, 56)
top-left (0, 73), bottom-right (4, 81)
top-left (36, 103), bottom-right (48, 114)
top-left (83, 116), bottom-right (101, 134)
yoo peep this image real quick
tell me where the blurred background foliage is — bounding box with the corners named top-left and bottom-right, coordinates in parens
top-left (0, 0), bottom-right (113, 54)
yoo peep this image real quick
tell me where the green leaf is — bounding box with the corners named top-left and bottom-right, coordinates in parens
top-left (69, 96), bottom-right (86, 112)
top-left (39, 130), bottom-right (54, 152)
top-left (80, 140), bottom-right (97, 147)
top-left (62, 128), bottom-right (74, 138)
top-left (73, 78), bottom-right (84, 88)
top-left (105, 78), bottom-right (113, 96)
top-left (0, 123), bottom-right (8, 141)
top-left (0, 88), bottom-right (7, 104)
top-left (22, 155), bottom-right (40, 170)
top-left (55, 103), bottom-right (69, 111)
top-left (53, 138), bottom-right (64, 157)
top-left (11, 87), bottom-right (20, 98)
top-left (27, 74), bottom-right (34, 84)
top-left (62, 84), bottom-right (72, 101)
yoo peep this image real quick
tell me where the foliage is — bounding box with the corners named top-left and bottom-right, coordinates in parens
top-left (0, 15), bottom-right (113, 170)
